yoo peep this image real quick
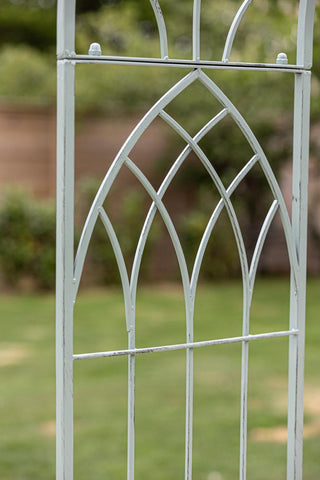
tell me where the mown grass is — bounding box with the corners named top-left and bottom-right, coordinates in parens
top-left (0, 278), bottom-right (319, 480)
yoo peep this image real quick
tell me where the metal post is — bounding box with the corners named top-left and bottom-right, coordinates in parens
top-left (56, 1), bottom-right (76, 479)
top-left (287, 70), bottom-right (311, 480)
top-left (56, 57), bottom-right (75, 480)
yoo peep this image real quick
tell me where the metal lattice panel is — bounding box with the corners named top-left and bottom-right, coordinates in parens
top-left (56, 1), bottom-right (316, 479)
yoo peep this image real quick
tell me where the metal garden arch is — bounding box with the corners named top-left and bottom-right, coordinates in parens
top-left (56, 1), bottom-right (317, 479)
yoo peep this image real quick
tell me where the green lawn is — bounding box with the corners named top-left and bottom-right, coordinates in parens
top-left (0, 278), bottom-right (319, 480)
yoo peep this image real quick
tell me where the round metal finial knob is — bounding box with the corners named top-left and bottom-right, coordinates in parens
top-left (276, 52), bottom-right (288, 65)
top-left (88, 42), bottom-right (102, 56)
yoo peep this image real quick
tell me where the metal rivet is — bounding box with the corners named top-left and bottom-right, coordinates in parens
top-left (88, 42), bottom-right (102, 56)
top-left (276, 52), bottom-right (288, 65)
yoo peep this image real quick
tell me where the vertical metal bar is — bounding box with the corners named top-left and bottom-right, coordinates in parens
top-left (57, 0), bottom-right (76, 57)
top-left (239, 294), bottom-right (250, 480)
top-left (296, 0), bottom-right (316, 69)
top-left (192, 0), bottom-right (201, 61)
top-left (185, 311), bottom-right (194, 480)
top-left (56, 58), bottom-right (75, 480)
top-left (239, 345), bottom-right (249, 480)
top-left (56, 2), bottom-right (76, 480)
top-left (127, 328), bottom-right (135, 480)
top-left (287, 71), bottom-right (311, 480)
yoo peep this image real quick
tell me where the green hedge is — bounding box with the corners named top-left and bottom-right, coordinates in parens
top-left (0, 189), bottom-right (55, 289)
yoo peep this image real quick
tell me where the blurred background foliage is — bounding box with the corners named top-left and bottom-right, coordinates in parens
top-left (0, 0), bottom-right (319, 111)
top-left (0, 0), bottom-right (319, 289)
top-left (0, 188), bottom-right (56, 289)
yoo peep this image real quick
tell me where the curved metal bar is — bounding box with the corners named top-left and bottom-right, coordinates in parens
top-left (124, 156), bottom-right (191, 301)
top-left (126, 108), bottom-right (228, 480)
top-left (194, 70), bottom-right (295, 478)
top-left (296, 0), bottom-right (316, 68)
top-left (160, 110), bottom-right (251, 470)
top-left (73, 161), bottom-right (124, 302)
top-left (73, 70), bottom-right (198, 302)
top-left (198, 70), bottom-right (299, 292)
top-left (196, 108), bottom-right (229, 137)
top-left (159, 109), bottom-right (250, 296)
top-left (193, 0), bottom-right (202, 61)
top-left (98, 208), bottom-right (132, 332)
top-left (98, 208), bottom-right (135, 480)
top-left (248, 200), bottom-right (279, 305)
top-left (130, 108), bottom-right (229, 302)
top-left (195, 74), bottom-right (302, 475)
top-left (222, 0), bottom-right (253, 63)
top-left (149, 0), bottom-right (169, 59)
top-left (124, 156), bottom-right (195, 480)
top-left (190, 154), bottom-right (259, 299)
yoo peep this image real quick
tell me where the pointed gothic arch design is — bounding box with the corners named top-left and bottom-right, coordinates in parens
top-left (56, 1), bottom-right (317, 480)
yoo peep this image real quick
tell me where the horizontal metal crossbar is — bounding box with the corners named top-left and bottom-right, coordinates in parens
top-left (73, 329), bottom-right (298, 361)
top-left (58, 55), bottom-right (307, 73)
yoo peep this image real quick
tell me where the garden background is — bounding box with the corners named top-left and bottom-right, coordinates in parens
top-left (0, 1), bottom-right (319, 479)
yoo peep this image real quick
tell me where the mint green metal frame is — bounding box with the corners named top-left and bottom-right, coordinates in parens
top-left (56, 2), bottom-right (316, 479)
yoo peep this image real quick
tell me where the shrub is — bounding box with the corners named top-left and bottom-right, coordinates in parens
top-left (0, 45), bottom-right (55, 106)
top-left (0, 189), bottom-right (55, 290)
